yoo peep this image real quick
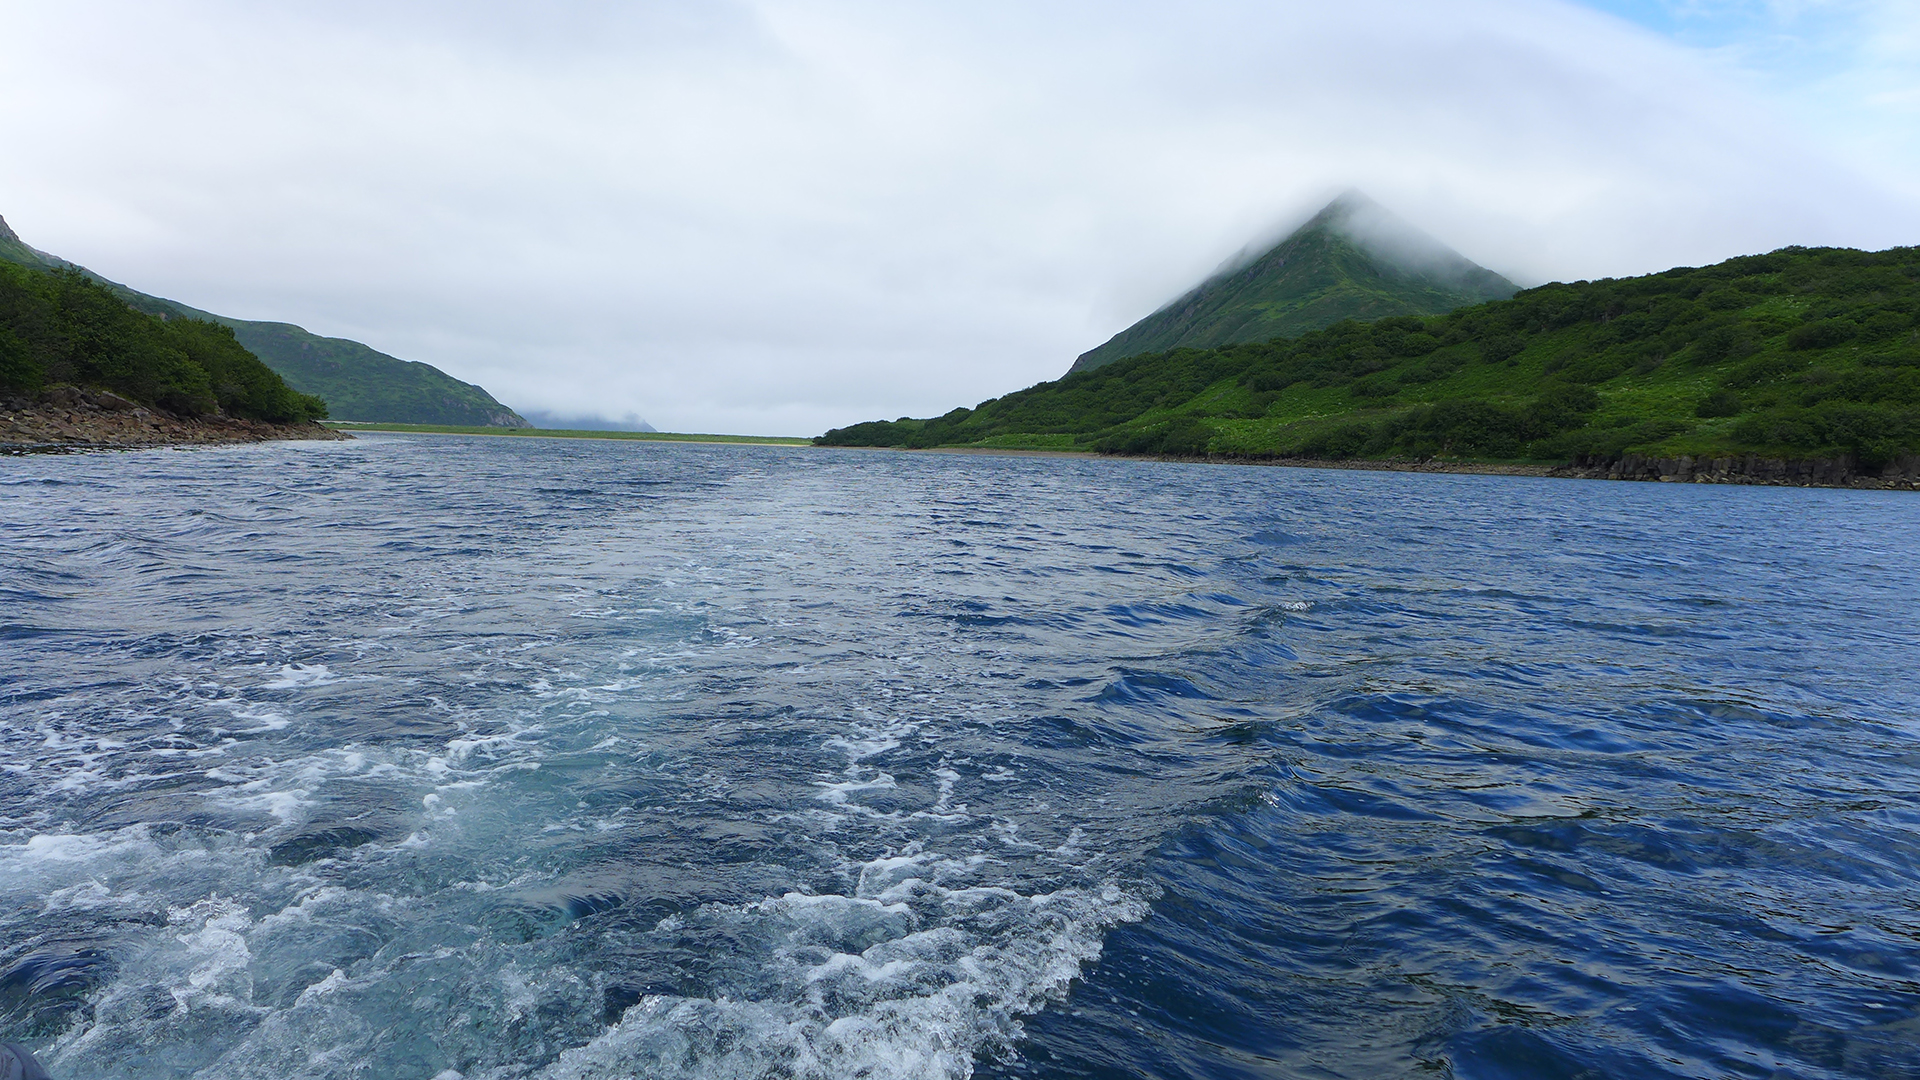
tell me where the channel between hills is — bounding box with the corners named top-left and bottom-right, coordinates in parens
top-left (325, 421), bottom-right (810, 445)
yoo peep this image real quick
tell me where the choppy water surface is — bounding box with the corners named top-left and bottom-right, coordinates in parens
top-left (2, 435), bottom-right (1917, 1080)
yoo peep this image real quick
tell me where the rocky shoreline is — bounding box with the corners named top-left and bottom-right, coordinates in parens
top-left (1548, 451), bottom-right (1920, 490)
top-left (2, 386), bottom-right (350, 453)
top-left (1207, 452), bottom-right (1920, 490)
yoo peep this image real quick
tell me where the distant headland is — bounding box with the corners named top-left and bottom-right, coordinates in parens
top-left (0, 213), bottom-right (527, 431)
top-left (1, 248), bottom-right (348, 452)
top-left (818, 193), bottom-right (1920, 490)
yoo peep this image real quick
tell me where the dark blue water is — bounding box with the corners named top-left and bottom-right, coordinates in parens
top-left (2, 434), bottom-right (1917, 1080)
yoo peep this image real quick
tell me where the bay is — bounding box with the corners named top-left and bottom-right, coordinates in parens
top-left (2, 434), bottom-right (1916, 1079)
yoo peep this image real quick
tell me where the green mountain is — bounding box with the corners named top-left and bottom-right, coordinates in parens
top-left (213, 321), bottom-right (526, 427)
top-left (0, 214), bottom-right (526, 426)
top-left (0, 216), bottom-right (47, 270)
top-left (1070, 191), bottom-right (1518, 375)
top-left (1, 259), bottom-right (326, 423)
top-left (818, 245), bottom-right (1920, 472)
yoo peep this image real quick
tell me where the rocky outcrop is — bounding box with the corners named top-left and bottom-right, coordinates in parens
top-left (2, 385), bottom-right (350, 452)
top-left (1552, 452), bottom-right (1920, 490)
top-left (1198, 451), bottom-right (1918, 490)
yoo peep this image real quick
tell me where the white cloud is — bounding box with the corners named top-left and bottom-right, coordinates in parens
top-left (1574, 0), bottom-right (1920, 183)
top-left (0, 0), bottom-right (1915, 434)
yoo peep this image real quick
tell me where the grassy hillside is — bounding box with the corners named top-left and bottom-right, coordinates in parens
top-left (0, 214), bottom-right (526, 426)
top-left (215, 322), bottom-right (525, 427)
top-left (0, 260), bottom-right (326, 422)
top-left (0, 218), bottom-right (47, 271)
top-left (821, 245), bottom-right (1920, 469)
top-left (103, 298), bottom-right (527, 428)
top-left (1070, 192), bottom-right (1516, 374)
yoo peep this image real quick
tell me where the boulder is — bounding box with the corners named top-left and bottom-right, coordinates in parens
top-left (1, 1042), bottom-right (53, 1080)
top-left (87, 390), bottom-right (141, 412)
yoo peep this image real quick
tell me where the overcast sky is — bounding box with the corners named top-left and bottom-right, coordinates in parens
top-left (2, 0), bottom-right (1916, 435)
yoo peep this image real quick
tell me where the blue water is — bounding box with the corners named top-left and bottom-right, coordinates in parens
top-left (2, 434), bottom-right (1917, 1080)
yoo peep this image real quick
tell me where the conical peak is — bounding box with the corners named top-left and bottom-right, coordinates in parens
top-left (1308, 189), bottom-right (1381, 227)
top-left (1066, 190), bottom-right (1517, 373)
top-left (1288, 189), bottom-right (1416, 248)
top-left (1277, 192), bottom-right (1488, 285)
top-left (1200, 191), bottom-right (1378, 282)
top-left (1212, 190), bottom-right (1396, 276)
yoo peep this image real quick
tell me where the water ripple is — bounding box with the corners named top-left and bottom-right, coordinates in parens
top-left (2, 437), bottom-right (1917, 1079)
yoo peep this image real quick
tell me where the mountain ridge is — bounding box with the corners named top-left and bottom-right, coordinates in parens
top-left (1070, 192), bottom-right (1518, 374)
top-left (0, 214), bottom-right (527, 427)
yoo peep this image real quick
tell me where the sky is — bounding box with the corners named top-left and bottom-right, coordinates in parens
top-left (0, 0), bottom-right (1915, 435)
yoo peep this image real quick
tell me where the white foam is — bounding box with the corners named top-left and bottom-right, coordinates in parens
top-left (260, 663), bottom-right (346, 689)
top-left (813, 770), bottom-right (897, 806)
top-left (823, 733), bottom-right (902, 761)
top-left (7, 573), bottom-right (1154, 1080)
top-left (8, 832), bottom-right (122, 863)
top-left (228, 704), bottom-right (291, 732)
top-left (39, 879), bottom-right (123, 911)
top-left (537, 874), bottom-right (1148, 1080)
top-left (168, 896), bottom-right (257, 1008)
top-left (0, 828), bottom-right (207, 912)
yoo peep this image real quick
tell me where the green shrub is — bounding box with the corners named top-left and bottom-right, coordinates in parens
top-left (1725, 355), bottom-right (1800, 388)
top-left (1788, 319), bottom-right (1859, 350)
top-left (1299, 421), bottom-right (1377, 459)
top-left (1555, 351), bottom-right (1631, 384)
top-left (1396, 354), bottom-right (1464, 385)
top-left (816, 419), bottom-right (913, 446)
top-left (1691, 322), bottom-right (1761, 364)
top-left (1480, 334), bottom-right (1525, 364)
top-left (0, 326), bottom-right (37, 396)
top-left (1696, 390), bottom-right (1742, 418)
top-left (1095, 417), bottom-right (1216, 456)
top-left (1531, 383), bottom-right (1601, 429)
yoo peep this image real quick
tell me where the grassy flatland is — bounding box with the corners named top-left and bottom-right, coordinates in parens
top-left (821, 245), bottom-right (1920, 469)
top-left (329, 421), bottom-right (809, 445)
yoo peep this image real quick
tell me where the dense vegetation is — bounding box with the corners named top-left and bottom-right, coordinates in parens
top-left (0, 261), bottom-right (327, 422)
top-left (0, 214), bottom-right (525, 426)
top-left (820, 246), bottom-right (1920, 468)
